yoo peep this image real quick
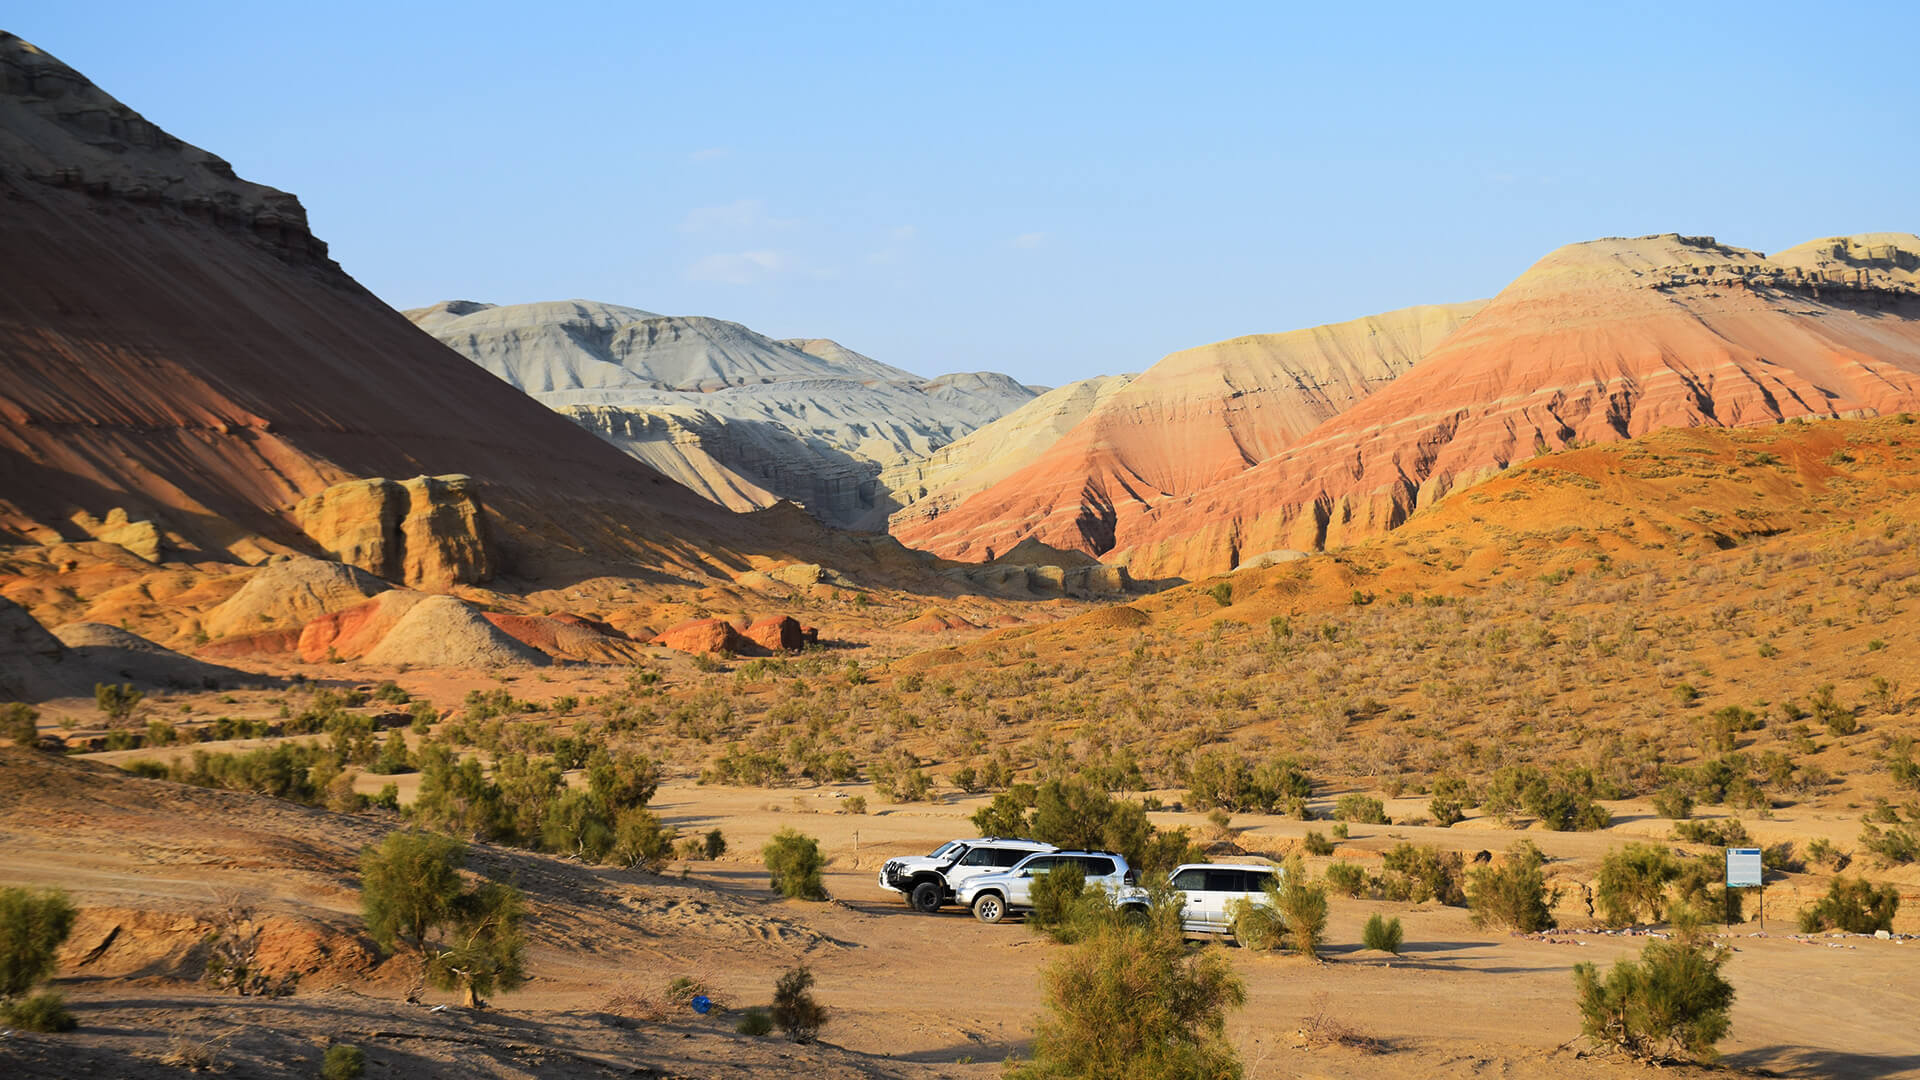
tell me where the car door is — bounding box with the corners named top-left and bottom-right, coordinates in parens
top-left (1008, 855), bottom-right (1056, 906)
top-left (1170, 867), bottom-right (1211, 932)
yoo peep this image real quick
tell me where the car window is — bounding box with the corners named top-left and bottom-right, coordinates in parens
top-left (1170, 868), bottom-right (1206, 890)
top-left (1019, 856), bottom-right (1056, 874)
top-left (1078, 857), bottom-right (1116, 877)
top-left (991, 848), bottom-right (1030, 867)
top-left (958, 847), bottom-right (997, 867)
top-left (1244, 870), bottom-right (1277, 893)
top-left (1205, 869), bottom-right (1244, 892)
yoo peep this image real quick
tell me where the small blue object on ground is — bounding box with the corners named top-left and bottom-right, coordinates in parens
top-left (691, 994), bottom-right (712, 1014)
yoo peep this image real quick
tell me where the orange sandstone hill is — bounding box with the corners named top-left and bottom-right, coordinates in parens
top-left (1108, 233), bottom-right (1920, 579)
top-left (0, 33), bottom-right (785, 579)
top-left (889, 302), bottom-right (1484, 564)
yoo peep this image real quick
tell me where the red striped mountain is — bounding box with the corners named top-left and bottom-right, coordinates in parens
top-left (1109, 232), bottom-right (1920, 579)
top-left (888, 303), bottom-right (1485, 564)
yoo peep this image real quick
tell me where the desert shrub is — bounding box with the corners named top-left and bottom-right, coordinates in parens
top-left (1207, 581), bottom-right (1233, 607)
top-left (359, 831), bottom-right (466, 953)
top-left (95, 681), bottom-right (144, 723)
top-left (1428, 774), bottom-right (1468, 827)
top-left (735, 1007), bottom-right (773, 1036)
top-left (368, 730), bottom-right (413, 775)
top-left (1228, 880), bottom-right (1287, 952)
top-left (1027, 862), bottom-right (1090, 943)
top-left (611, 808), bottom-right (677, 869)
top-left (1024, 778), bottom-right (1199, 877)
top-left (1, 989), bottom-right (74, 1032)
top-left (1573, 908), bottom-right (1734, 1061)
top-left (1652, 785), bottom-right (1694, 820)
top-left (1184, 750), bottom-right (1312, 815)
top-left (321, 1044), bottom-right (366, 1080)
top-left (1362, 913), bottom-right (1403, 954)
top-left (425, 879), bottom-right (526, 1008)
top-left (1859, 821), bottom-right (1919, 865)
top-left (1008, 895), bottom-right (1244, 1080)
top-left (1334, 793), bottom-right (1387, 824)
top-left (762, 828), bottom-right (827, 900)
top-left (1302, 829), bottom-right (1334, 856)
top-left (1380, 843), bottom-right (1464, 906)
top-left (1595, 843), bottom-right (1682, 927)
top-left (0, 887), bottom-right (77, 999)
top-left (2, 703), bottom-right (40, 748)
top-left (1324, 862), bottom-right (1368, 898)
top-left (702, 828), bottom-right (727, 860)
top-left (1275, 856), bottom-right (1328, 959)
top-left (842, 795), bottom-right (867, 815)
top-left (1797, 876), bottom-right (1900, 934)
top-left (539, 790), bottom-right (615, 862)
top-left (1483, 765), bottom-right (1613, 830)
top-left (1804, 837), bottom-right (1845, 869)
top-left (951, 764), bottom-right (981, 793)
top-left (770, 965), bottom-right (828, 1043)
top-left (1672, 818), bottom-right (1751, 847)
top-left (1466, 840), bottom-right (1559, 932)
top-left (1811, 684), bottom-right (1858, 736)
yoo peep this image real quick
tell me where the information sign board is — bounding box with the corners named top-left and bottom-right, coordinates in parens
top-left (1726, 847), bottom-right (1763, 888)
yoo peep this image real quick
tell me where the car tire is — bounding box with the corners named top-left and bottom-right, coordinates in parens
top-left (1119, 904), bottom-right (1149, 926)
top-left (910, 881), bottom-right (943, 914)
top-left (972, 893), bottom-right (1006, 924)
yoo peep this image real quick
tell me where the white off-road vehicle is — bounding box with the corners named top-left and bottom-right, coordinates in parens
top-left (1167, 862), bottom-right (1281, 940)
top-left (877, 837), bottom-right (1057, 913)
top-left (956, 850), bottom-right (1141, 924)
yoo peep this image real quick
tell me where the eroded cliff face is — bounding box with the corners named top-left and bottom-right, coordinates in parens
top-left (294, 476), bottom-right (496, 590)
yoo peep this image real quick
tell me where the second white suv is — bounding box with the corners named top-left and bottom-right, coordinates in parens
top-left (957, 850), bottom-right (1140, 923)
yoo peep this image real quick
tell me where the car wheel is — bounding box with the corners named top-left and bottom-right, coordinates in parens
top-left (910, 881), bottom-right (943, 914)
top-left (1119, 904), bottom-right (1149, 926)
top-left (972, 893), bottom-right (1006, 924)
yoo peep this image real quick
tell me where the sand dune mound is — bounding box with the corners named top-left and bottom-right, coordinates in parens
top-left (201, 557), bottom-right (388, 640)
top-left (482, 612), bottom-right (647, 665)
top-left (359, 595), bottom-right (548, 669)
top-left (294, 590), bottom-right (428, 662)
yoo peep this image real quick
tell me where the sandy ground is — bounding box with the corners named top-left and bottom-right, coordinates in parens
top-left (2, 751), bottom-right (1917, 1079)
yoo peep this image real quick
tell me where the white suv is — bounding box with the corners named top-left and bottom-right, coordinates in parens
top-left (1168, 862), bottom-right (1280, 940)
top-left (956, 850), bottom-right (1140, 923)
top-left (877, 837), bottom-right (1056, 913)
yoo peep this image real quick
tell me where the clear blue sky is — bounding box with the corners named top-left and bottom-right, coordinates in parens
top-left (13, 2), bottom-right (1915, 386)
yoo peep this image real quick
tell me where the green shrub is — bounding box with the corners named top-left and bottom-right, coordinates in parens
top-left (424, 880), bottom-right (526, 1009)
top-left (1797, 876), bottom-right (1900, 934)
top-left (1324, 862), bottom-right (1368, 898)
top-left (1467, 840), bottom-right (1559, 932)
top-left (1380, 843), bottom-right (1464, 905)
top-left (0, 989), bottom-right (74, 1032)
top-left (1207, 582), bottom-right (1233, 607)
top-left (1027, 862), bottom-right (1091, 943)
top-left (1274, 856), bottom-right (1327, 959)
top-left (358, 831), bottom-right (526, 1008)
top-left (1334, 794), bottom-right (1387, 824)
top-left (770, 965), bottom-right (828, 1043)
top-left (1859, 821), bottom-right (1919, 865)
top-left (702, 828), bottom-right (727, 860)
top-left (1652, 785), bottom-right (1694, 820)
top-left (3, 703), bottom-right (41, 748)
top-left (1672, 855), bottom-right (1745, 925)
top-left (0, 887), bottom-right (76, 998)
top-left (762, 828), bottom-right (827, 900)
top-left (95, 682), bottom-right (144, 723)
top-left (1362, 913), bottom-right (1403, 954)
top-left (735, 1007), bottom-right (773, 1036)
top-left (1595, 843), bottom-right (1682, 927)
top-left (1428, 774), bottom-right (1469, 827)
top-left (321, 1043), bottom-right (366, 1080)
top-left (1573, 909), bottom-right (1734, 1061)
top-left (611, 807), bottom-right (677, 870)
top-left (1811, 684), bottom-right (1857, 736)
top-left (1302, 829), bottom-right (1334, 856)
top-left (1672, 818), bottom-right (1751, 848)
top-left (1184, 750), bottom-right (1312, 815)
top-left (1008, 895), bottom-right (1244, 1080)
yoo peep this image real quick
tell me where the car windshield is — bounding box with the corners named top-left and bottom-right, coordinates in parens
top-left (928, 841), bottom-right (965, 860)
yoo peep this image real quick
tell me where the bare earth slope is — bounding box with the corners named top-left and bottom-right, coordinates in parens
top-left (408, 301), bottom-right (1040, 529)
top-left (1109, 233), bottom-right (1920, 579)
top-left (892, 302), bottom-right (1485, 562)
top-left (0, 33), bottom-right (778, 577)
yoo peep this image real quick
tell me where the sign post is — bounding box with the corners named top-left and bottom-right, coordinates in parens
top-left (1726, 847), bottom-right (1764, 928)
